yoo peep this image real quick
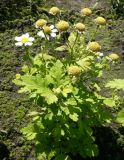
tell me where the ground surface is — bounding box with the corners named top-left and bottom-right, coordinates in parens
top-left (0, 0), bottom-right (124, 159)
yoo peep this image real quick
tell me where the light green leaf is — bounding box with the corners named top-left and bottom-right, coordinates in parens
top-left (55, 45), bottom-right (67, 52)
top-left (50, 60), bottom-right (63, 82)
top-left (60, 106), bottom-right (70, 115)
top-left (40, 88), bottom-right (58, 104)
top-left (69, 113), bottom-right (79, 122)
top-left (106, 79), bottom-right (124, 90)
top-left (61, 129), bottom-right (65, 136)
top-left (104, 98), bottom-right (116, 107)
top-left (68, 32), bottom-right (76, 44)
top-left (21, 124), bottom-right (37, 140)
top-left (117, 109), bottom-right (124, 126)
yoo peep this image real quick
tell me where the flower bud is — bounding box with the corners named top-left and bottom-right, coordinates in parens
top-left (49, 7), bottom-right (60, 15)
top-left (81, 8), bottom-right (92, 16)
top-left (15, 74), bottom-right (21, 79)
top-left (108, 53), bottom-right (120, 61)
top-left (87, 42), bottom-right (101, 52)
top-left (68, 66), bottom-right (81, 76)
top-left (35, 19), bottom-right (47, 28)
top-left (56, 21), bottom-right (69, 32)
top-left (95, 17), bottom-right (106, 25)
top-left (75, 23), bottom-right (85, 32)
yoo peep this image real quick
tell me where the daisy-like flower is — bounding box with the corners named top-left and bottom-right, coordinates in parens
top-left (15, 33), bottom-right (34, 46)
top-left (35, 19), bottom-right (47, 29)
top-left (56, 20), bottom-right (69, 32)
top-left (108, 53), bottom-right (120, 61)
top-left (87, 42), bottom-right (101, 52)
top-left (75, 23), bottom-right (85, 33)
top-left (95, 17), bottom-right (106, 25)
top-left (37, 25), bottom-right (58, 40)
top-left (81, 8), bottom-right (92, 16)
top-left (49, 7), bottom-right (60, 15)
top-left (68, 66), bottom-right (81, 76)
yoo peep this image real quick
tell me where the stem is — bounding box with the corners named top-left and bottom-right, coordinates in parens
top-left (90, 25), bottom-right (99, 41)
top-left (24, 47), bottom-right (33, 64)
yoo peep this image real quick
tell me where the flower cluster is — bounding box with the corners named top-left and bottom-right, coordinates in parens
top-left (14, 6), bottom-right (120, 63)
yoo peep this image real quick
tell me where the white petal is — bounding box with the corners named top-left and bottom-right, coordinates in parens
top-left (46, 35), bottom-right (50, 40)
top-left (52, 29), bottom-right (58, 33)
top-left (25, 42), bottom-right (32, 46)
top-left (50, 25), bottom-right (54, 29)
top-left (37, 31), bottom-right (45, 38)
top-left (21, 33), bottom-right (29, 38)
top-left (29, 37), bottom-right (34, 41)
top-left (15, 42), bottom-right (23, 46)
top-left (100, 53), bottom-right (104, 56)
top-left (51, 32), bottom-right (56, 37)
top-left (15, 36), bottom-right (21, 41)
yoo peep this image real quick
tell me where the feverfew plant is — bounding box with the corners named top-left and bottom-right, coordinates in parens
top-left (13, 6), bottom-right (121, 160)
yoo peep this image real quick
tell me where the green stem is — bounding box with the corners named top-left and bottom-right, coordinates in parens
top-left (24, 47), bottom-right (33, 64)
top-left (90, 25), bottom-right (99, 41)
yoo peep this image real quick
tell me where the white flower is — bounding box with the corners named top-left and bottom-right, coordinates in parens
top-left (37, 25), bottom-right (58, 40)
top-left (96, 52), bottom-right (104, 62)
top-left (15, 33), bottom-right (34, 46)
top-left (98, 52), bottom-right (104, 57)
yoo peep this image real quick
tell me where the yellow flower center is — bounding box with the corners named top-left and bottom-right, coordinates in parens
top-left (81, 8), bottom-right (92, 16)
top-left (88, 42), bottom-right (101, 52)
top-left (57, 21), bottom-right (69, 32)
top-left (68, 66), bottom-right (81, 76)
top-left (75, 23), bottom-right (85, 32)
top-left (49, 7), bottom-right (60, 15)
top-left (108, 53), bottom-right (120, 60)
top-left (21, 37), bottom-right (29, 43)
top-left (43, 26), bottom-right (52, 34)
top-left (35, 19), bottom-right (47, 28)
top-left (95, 17), bottom-right (106, 25)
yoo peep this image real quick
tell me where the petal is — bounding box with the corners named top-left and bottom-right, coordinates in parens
top-left (15, 42), bottom-right (23, 46)
top-left (25, 42), bottom-right (32, 46)
top-left (46, 35), bottom-right (50, 40)
top-left (15, 36), bottom-right (21, 41)
top-left (29, 37), bottom-right (34, 41)
top-left (51, 32), bottom-right (56, 37)
top-left (21, 33), bottom-right (29, 38)
top-left (52, 29), bottom-right (58, 33)
top-left (37, 31), bottom-right (45, 38)
top-left (99, 52), bottom-right (104, 56)
top-left (50, 25), bottom-right (54, 29)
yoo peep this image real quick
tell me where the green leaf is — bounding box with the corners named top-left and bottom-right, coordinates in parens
top-left (106, 79), bottom-right (124, 90)
top-left (68, 32), bottom-right (76, 44)
top-left (69, 113), bottom-right (79, 122)
top-left (40, 88), bottom-right (58, 104)
top-left (104, 98), bottom-right (116, 107)
top-left (13, 79), bottom-right (24, 86)
top-left (21, 124), bottom-right (37, 140)
top-left (55, 45), bottom-right (67, 52)
top-left (50, 60), bottom-right (63, 82)
top-left (117, 109), bottom-right (124, 126)
top-left (76, 56), bottom-right (93, 71)
top-left (48, 150), bottom-right (56, 160)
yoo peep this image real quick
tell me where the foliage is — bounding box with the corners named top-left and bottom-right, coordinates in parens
top-left (13, 5), bottom-right (122, 160)
top-left (109, 0), bottom-right (124, 18)
top-left (106, 79), bottom-right (124, 126)
top-left (106, 79), bottom-right (124, 91)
